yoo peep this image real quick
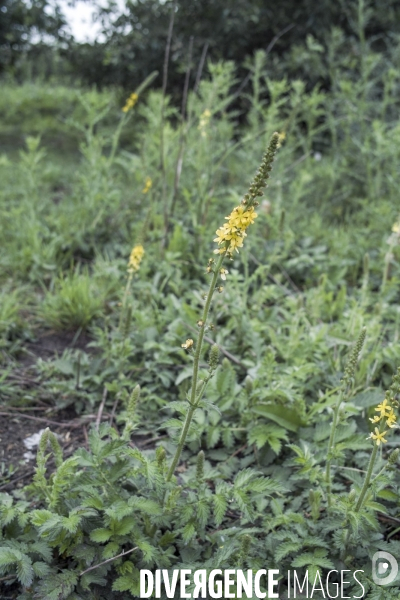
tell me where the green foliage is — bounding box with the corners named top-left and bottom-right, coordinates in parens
top-left (41, 268), bottom-right (108, 331)
top-left (2, 14), bottom-right (400, 598)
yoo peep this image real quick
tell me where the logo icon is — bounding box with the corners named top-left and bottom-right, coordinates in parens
top-left (372, 551), bottom-right (398, 586)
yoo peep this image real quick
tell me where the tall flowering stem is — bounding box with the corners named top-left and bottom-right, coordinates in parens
top-left (119, 245), bottom-right (144, 334)
top-left (166, 253), bottom-right (225, 482)
top-left (326, 328), bottom-right (366, 509)
top-left (342, 376), bottom-right (399, 559)
top-left (355, 394), bottom-right (398, 511)
top-left (167, 133), bottom-right (280, 482)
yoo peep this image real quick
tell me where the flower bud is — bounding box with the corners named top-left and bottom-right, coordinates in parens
top-left (38, 428), bottom-right (50, 455)
top-left (342, 328), bottom-right (366, 388)
top-left (245, 376), bottom-right (253, 395)
top-left (156, 446), bottom-right (166, 468)
top-left (388, 448), bottom-right (400, 465)
top-left (238, 534), bottom-right (251, 566)
top-left (208, 344), bottom-right (219, 370)
top-left (196, 450), bottom-right (205, 482)
top-left (48, 431), bottom-right (63, 467)
top-left (196, 379), bottom-right (205, 395)
top-left (127, 384), bottom-right (140, 419)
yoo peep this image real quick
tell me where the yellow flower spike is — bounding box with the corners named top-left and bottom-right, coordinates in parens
top-left (127, 244), bottom-right (144, 273)
top-left (375, 399), bottom-right (392, 417)
top-left (214, 205), bottom-right (259, 256)
top-left (392, 222), bottom-right (400, 234)
top-left (181, 339), bottom-right (194, 350)
top-left (142, 177), bottom-right (152, 194)
top-left (369, 427), bottom-right (388, 446)
top-left (122, 92), bottom-right (139, 113)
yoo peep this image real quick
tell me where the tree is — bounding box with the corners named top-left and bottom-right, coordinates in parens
top-left (0, 0), bottom-right (66, 72)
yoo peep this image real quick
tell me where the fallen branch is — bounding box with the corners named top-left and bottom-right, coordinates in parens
top-left (80, 547), bottom-right (138, 577)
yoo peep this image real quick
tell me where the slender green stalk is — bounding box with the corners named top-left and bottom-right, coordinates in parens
top-left (119, 272), bottom-right (133, 333)
top-left (341, 443), bottom-right (379, 560)
top-left (325, 328), bottom-right (366, 509)
top-left (355, 443), bottom-right (379, 512)
top-left (325, 390), bottom-right (343, 508)
top-left (166, 253), bottom-right (225, 481)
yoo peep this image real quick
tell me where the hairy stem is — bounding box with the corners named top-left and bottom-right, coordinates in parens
top-left (325, 390), bottom-right (343, 509)
top-left (119, 271), bottom-right (133, 333)
top-left (355, 443), bottom-right (378, 512)
top-left (342, 443), bottom-right (379, 560)
top-left (166, 253), bottom-right (225, 481)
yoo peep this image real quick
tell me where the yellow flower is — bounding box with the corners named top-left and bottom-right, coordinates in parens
top-left (369, 415), bottom-right (381, 424)
top-left (198, 109), bottom-right (212, 137)
top-left (128, 244), bottom-right (144, 273)
top-left (392, 222), bottom-right (400, 234)
top-left (214, 224), bottom-right (234, 245)
top-left (226, 206), bottom-right (258, 230)
top-left (142, 177), bottom-right (152, 194)
top-left (386, 409), bottom-right (397, 428)
top-left (375, 399), bottom-right (392, 417)
top-left (220, 268), bottom-right (228, 280)
top-left (122, 92), bottom-right (139, 113)
top-left (213, 204), bottom-right (259, 256)
top-left (181, 339), bottom-right (194, 350)
top-left (277, 131), bottom-right (286, 148)
top-left (368, 427), bottom-right (388, 446)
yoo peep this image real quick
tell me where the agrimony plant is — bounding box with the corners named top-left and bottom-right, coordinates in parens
top-left (167, 132), bottom-right (280, 481)
top-left (325, 327), bottom-right (366, 508)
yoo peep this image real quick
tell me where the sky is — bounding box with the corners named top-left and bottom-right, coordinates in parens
top-left (60, 0), bottom-right (125, 43)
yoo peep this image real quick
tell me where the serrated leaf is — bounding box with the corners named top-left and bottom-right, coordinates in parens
top-left (214, 495), bottom-right (228, 526)
top-left (90, 528), bottom-right (112, 543)
top-left (114, 516), bottom-right (136, 536)
top-left (182, 521), bottom-right (196, 543)
top-left (252, 403), bottom-right (303, 432)
top-left (61, 514), bottom-right (81, 533)
top-left (112, 574), bottom-right (136, 593)
top-left (207, 427), bottom-right (221, 448)
top-left (35, 570), bottom-right (78, 600)
top-left (32, 561), bottom-right (52, 578)
top-left (377, 489), bottom-right (398, 502)
top-left (102, 542), bottom-right (120, 559)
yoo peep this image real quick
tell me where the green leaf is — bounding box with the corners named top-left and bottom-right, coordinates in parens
top-left (102, 542), bottom-right (120, 559)
top-left (112, 574), bottom-right (136, 593)
top-left (32, 561), bottom-right (52, 578)
top-left (182, 521), bottom-right (196, 543)
top-left (61, 514), bottom-right (82, 533)
top-left (35, 570), bottom-right (78, 600)
top-left (377, 489), bottom-right (398, 502)
top-left (213, 494), bottom-right (228, 526)
top-left (114, 516), bottom-right (136, 536)
top-left (252, 403), bottom-right (303, 432)
top-left (90, 528), bottom-right (112, 543)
